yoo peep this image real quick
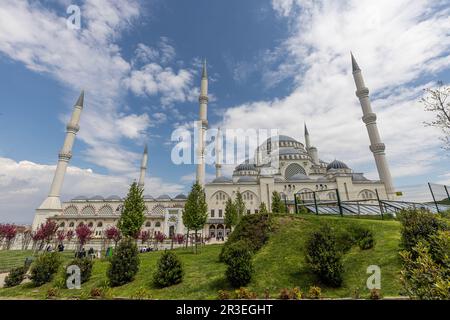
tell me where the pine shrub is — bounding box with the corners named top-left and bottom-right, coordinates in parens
top-left (305, 225), bottom-right (344, 287)
top-left (64, 258), bottom-right (93, 284)
top-left (225, 242), bottom-right (254, 287)
top-left (30, 252), bottom-right (61, 287)
top-left (153, 251), bottom-right (184, 288)
top-left (4, 266), bottom-right (26, 287)
top-left (107, 238), bottom-right (140, 287)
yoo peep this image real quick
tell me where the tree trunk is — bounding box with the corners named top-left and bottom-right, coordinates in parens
top-left (185, 229), bottom-right (190, 249)
top-left (194, 230), bottom-right (198, 254)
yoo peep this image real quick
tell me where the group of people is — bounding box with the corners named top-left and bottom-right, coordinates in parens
top-left (139, 247), bottom-right (156, 253)
top-left (75, 247), bottom-right (101, 259)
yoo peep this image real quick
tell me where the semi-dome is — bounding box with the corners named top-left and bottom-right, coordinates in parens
top-left (287, 173), bottom-right (311, 181)
top-left (105, 195), bottom-right (121, 200)
top-left (89, 195), bottom-right (104, 201)
top-left (72, 195), bottom-right (88, 201)
top-left (279, 147), bottom-right (302, 156)
top-left (234, 163), bottom-right (257, 171)
top-left (327, 160), bottom-right (349, 171)
top-left (143, 195), bottom-right (154, 200)
top-left (174, 194), bottom-right (187, 200)
top-left (211, 176), bottom-right (233, 183)
top-left (237, 176), bottom-right (257, 183)
top-left (157, 194), bottom-right (171, 200)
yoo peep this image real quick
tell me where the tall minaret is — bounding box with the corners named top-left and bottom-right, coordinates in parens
top-left (304, 123), bottom-right (319, 165)
top-left (351, 53), bottom-right (395, 198)
top-left (196, 60), bottom-right (208, 186)
top-left (138, 145), bottom-right (148, 188)
top-left (32, 91), bottom-right (84, 230)
top-left (215, 127), bottom-right (222, 178)
top-left (304, 123), bottom-right (311, 150)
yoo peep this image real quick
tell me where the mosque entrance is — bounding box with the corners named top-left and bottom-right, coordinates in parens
top-left (216, 224), bottom-right (224, 240)
top-left (209, 225), bottom-right (216, 238)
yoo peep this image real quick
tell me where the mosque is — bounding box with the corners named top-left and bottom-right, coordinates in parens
top-left (32, 54), bottom-right (396, 240)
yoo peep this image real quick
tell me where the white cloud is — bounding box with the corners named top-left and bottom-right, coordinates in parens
top-left (219, 0), bottom-right (450, 192)
top-left (0, 156), bottom-right (185, 224)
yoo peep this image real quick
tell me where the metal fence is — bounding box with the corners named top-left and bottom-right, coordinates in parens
top-left (428, 182), bottom-right (450, 213)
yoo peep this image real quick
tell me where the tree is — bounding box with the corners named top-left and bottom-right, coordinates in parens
top-left (56, 230), bottom-right (65, 246)
top-left (0, 224), bottom-right (17, 250)
top-left (36, 220), bottom-right (58, 249)
top-left (224, 198), bottom-right (238, 228)
top-left (153, 251), bottom-right (184, 288)
top-left (271, 191), bottom-right (286, 213)
top-left (154, 231), bottom-right (166, 250)
top-left (182, 182), bottom-right (208, 254)
top-left (258, 202), bottom-right (268, 214)
top-left (75, 224), bottom-right (92, 251)
top-left (105, 226), bottom-right (121, 248)
top-left (21, 230), bottom-right (32, 250)
top-left (421, 82), bottom-right (450, 150)
top-left (139, 230), bottom-right (150, 247)
top-left (234, 190), bottom-right (246, 218)
top-left (107, 237), bottom-right (139, 286)
top-left (118, 182), bottom-right (146, 238)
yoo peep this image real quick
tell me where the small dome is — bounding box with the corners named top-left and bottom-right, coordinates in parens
top-left (265, 135), bottom-right (298, 144)
top-left (287, 173), bottom-right (310, 181)
top-left (234, 162), bottom-right (257, 172)
top-left (72, 195), bottom-right (88, 201)
top-left (89, 195), bottom-right (104, 201)
top-left (157, 194), bottom-right (171, 200)
top-left (144, 195), bottom-right (154, 200)
top-left (211, 176), bottom-right (233, 183)
top-left (105, 195), bottom-right (121, 200)
top-left (237, 176), bottom-right (257, 183)
top-left (174, 194), bottom-right (187, 200)
top-left (327, 160), bottom-right (349, 171)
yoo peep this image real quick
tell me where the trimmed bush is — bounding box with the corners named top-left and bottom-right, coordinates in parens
top-left (30, 252), bottom-right (61, 287)
top-left (305, 225), bottom-right (344, 287)
top-left (219, 239), bottom-right (249, 263)
top-left (153, 251), bottom-right (184, 288)
top-left (107, 237), bottom-right (139, 287)
top-left (64, 258), bottom-right (93, 284)
top-left (4, 267), bottom-right (26, 288)
top-left (225, 242), bottom-right (254, 287)
top-left (398, 209), bottom-right (448, 251)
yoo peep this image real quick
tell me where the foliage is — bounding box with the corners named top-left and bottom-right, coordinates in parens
top-left (369, 289), bottom-right (382, 300)
top-left (258, 202), bottom-right (268, 214)
top-left (234, 287), bottom-right (257, 299)
top-left (217, 290), bottom-right (231, 300)
top-left (104, 226), bottom-right (121, 247)
top-left (107, 238), bottom-right (140, 287)
top-left (305, 225), bottom-right (344, 287)
top-left (219, 239), bottom-right (249, 264)
top-left (225, 242), bottom-right (254, 287)
top-left (153, 251), bottom-right (184, 288)
top-left (30, 252), bottom-right (61, 287)
top-left (224, 198), bottom-right (238, 227)
top-left (45, 287), bottom-right (59, 299)
top-left (139, 230), bottom-right (150, 245)
top-left (278, 287), bottom-right (303, 300)
top-left (66, 230), bottom-right (74, 242)
top-left (4, 266), bottom-right (26, 287)
top-left (307, 286), bottom-right (322, 299)
top-left (0, 224), bottom-right (17, 250)
top-left (118, 182), bottom-right (146, 238)
top-left (154, 231), bottom-right (166, 243)
top-left (234, 190), bottom-right (246, 218)
top-left (397, 208), bottom-right (448, 251)
top-left (64, 258), bottom-right (93, 284)
top-left (271, 191), bottom-right (286, 213)
top-left (182, 182), bottom-right (208, 253)
top-left (400, 231), bottom-right (450, 300)
top-left (56, 230), bottom-right (65, 244)
top-left (75, 224), bottom-right (92, 250)
top-left (132, 287), bottom-right (152, 300)
top-left (174, 234), bottom-right (185, 245)
top-left (36, 220), bottom-right (58, 246)
top-left (349, 225), bottom-right (375, 250)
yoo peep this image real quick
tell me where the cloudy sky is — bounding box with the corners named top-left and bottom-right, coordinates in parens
top-left (0, 0), bottom-right (449, 224)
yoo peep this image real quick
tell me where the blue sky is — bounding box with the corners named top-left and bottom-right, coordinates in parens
top-left (0, 0), bottom-right (449, 223)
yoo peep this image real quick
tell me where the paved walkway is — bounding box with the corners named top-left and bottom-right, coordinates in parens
top-left (0, 273), bottom-right (7, 288)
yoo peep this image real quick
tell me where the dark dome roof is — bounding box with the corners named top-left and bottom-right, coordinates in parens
top-left (174, 194), bottom-right (187, 200)
top-left (279, 147), bottom-right (302, 155)
top-left (327, 160), bottom-right (349, 171)
top-left (143, 195), bottom-right (154, 200)
top-left (265, 135), bottom-right (298, 143)
top-left (235, 163), bottom-right (257, 172)
top-left (211, 176), bottom-right (233, 183)
top-left (72, 195), bottom-right (88, 201)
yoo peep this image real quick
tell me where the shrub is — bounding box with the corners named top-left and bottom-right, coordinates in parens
top-left (153, 251), bottom-right (184, 288)
top-left (217, 290), bottom-right (231, 300)
top-left (348, 225), bottom-right (375, 250)
top-left (278, 287), bottom-right (303, 300)
top-left (45, 287), bottom-right (59, 299)
top-left (369, 289), bottom-right (382, 300)
top-left (107, 237), bottom-right (140, 287)
top-left (234, 287), bottom-right (257, 299)
top-left (336, 230), bottom-right (355, 253)
top-left (64, 258), bottom-right (93, 284)
top-left (307, 286), bottom-right (322, 299)
top-left (90, 287), bottom-right (102, 298)
top-left (305, 225), bottom-right (344, 287)
top-left (4, 266), bottom-right (26, 287)
top-left (219, 239), bottom-right (249, 263)
top-left (225, 242), bottom-right (254, 287)
top-left (30, 252), bottom-right (61, 287)
top-left (398, 209), bottom-right (448, 251)
top-left (132, 287), bottom-right (152, 300)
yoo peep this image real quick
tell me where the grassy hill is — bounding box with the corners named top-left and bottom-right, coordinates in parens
top-left (0, 214), bottom-right (403, 299)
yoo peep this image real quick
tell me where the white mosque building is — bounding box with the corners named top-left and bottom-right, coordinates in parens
top-left (32, 54), bottom-right (396, 240)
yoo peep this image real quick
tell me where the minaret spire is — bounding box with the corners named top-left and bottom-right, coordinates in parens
top-left (215, 127), bottom-right (222, 178)
top-left (138, 144), bottom-right (148, 187)
top-left (351, 53), bottom-right (395, 198)
top-left (32, 90), bottom-right (85, 230)
top-left (196, 59), bottom-right (208, 186)
top-left (304, 122), bottom-right (311, 150)
top-left (304, 122), bottom-right (319, 165)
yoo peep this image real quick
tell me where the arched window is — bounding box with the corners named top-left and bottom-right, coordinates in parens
top-left (359, 190), bottom-right (375, 200)
top-left (81, 206), bottom-right (95, 215)
top-left (155, 221), bottom-right (161, 227)
top-left (284, 163), bottom-right (306, 179)
top-left (64, 206), bottom-right (78, 215)
top-left (98, 205), bottom-right (113, 216)
top-left (69, 222), bottom-right (74, 228)
top-left (59, 222), bottom-right (65, 228)
top-left (145, 221), bottom-right (151, 227)
top-left (88, 222), bottom-right (93, 228)
top-left (97, 222), bottom-right (103, 228)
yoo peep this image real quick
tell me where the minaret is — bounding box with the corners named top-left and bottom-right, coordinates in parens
top-left (304, 123), bottom-right (311, 150)
top-left (32, 91), bottom-right (84, 230)
top-left (351, 53), bottom-right (395, 198)
top-left (138, 145), bottom-right (148, 188)
top-left (215, 127), bottom-right (222, 178)
top-left (196, 60), bottom-right (208, 186)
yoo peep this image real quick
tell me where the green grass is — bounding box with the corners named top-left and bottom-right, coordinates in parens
top-left (0, 214), bottom-right (403, 299)
top-left (0, 250), bottom-right (76, 273)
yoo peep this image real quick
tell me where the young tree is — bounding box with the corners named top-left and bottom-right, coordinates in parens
top-left (234, 190), bottom-right (246, 218)
top-left (105, 226), bottom-right (122, 248)
top-left (182, 182), bottom-right (208, 254)
top-left (421, 82), bottom-right (450, 150)
top-left (154, 231), bottom-right (166, 250)
top-left (139, 230), bottom-right (150, 247)
top-left (56, 230), bottom-right (65, 246)
top-left (271, 191), bottom-right (286, 213)
top-left (21, 230), bottom-right (32, 250)
top-left (118, 182), bottom-right (146, 238)
top-left (75, 224), bottom-right (92, 251)
top-left (35, 220), bottom-right (58, 250)
top-left (0, 224), bottom-right (17, 250)
top-left (224, 198), bottom-right (238, 228)
top-left (258, 202), bottom-right (268, 214)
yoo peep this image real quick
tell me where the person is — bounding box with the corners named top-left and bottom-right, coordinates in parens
top-left (88, 247), bottom-right (94, 260)
top-left (96, 248), bottom-right (101, 259)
